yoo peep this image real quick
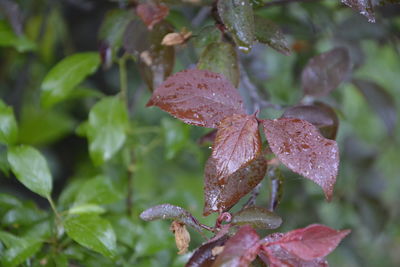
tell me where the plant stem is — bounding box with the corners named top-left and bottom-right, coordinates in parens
top-left (118, 55), bottom-right (128, 104)
top-left (47, 196), bottom-right (62, 223)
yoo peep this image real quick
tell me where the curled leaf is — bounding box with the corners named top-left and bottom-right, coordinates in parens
top-left (186, 235), bottom-right (229, 267)
top-left (232, 206), bottom-right (282, 230)
top-left (147, 69), bottom-right (245, 128)
top-left (170, 221), bottom-right (191, 255)
top-left (262, 118), bottom-right (339, 201)
top-left (162, 30), bottom-right (192, 46)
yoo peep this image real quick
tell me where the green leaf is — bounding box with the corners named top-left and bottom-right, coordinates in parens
top-left (68, 204), bottom-right (106, 215)
top-left (0, 100), bottom-right (18, 146)
top-left (64, 214), bottom-right (117, 259)
top-left (73, 175), bottom-right (122, 206)
top-left (0, 231), bottom-right (42, 267)
top-left (86, 97), bottom-right (129, 165)
top-left (197, 42), bottom-right (240, 87)
top-left (41, 52), bottom-right (100, 108)
top-left (7, 145), bottom-right (52, 198)
top-left (161, 118), bottom-right (190, 160)
top-left (2, 204), bottom-right (47, 226)
top-left (232, 206), bottom-right (282, 229)
top-left (217, 0), bottom-right (255, 52)
top-left (0, 21), bottom-right (36, 52)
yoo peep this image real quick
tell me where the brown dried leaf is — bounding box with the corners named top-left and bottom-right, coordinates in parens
top-left (147, 69), bottom-right (245, 128)
top-left (136, 2), bottom-right (169, 29)
top-left (262, 118), bottom-right (339, 201)
top-left (162, 31), bottom-right (192, 46)
top-left (170, 220), bottom-right (191, 255)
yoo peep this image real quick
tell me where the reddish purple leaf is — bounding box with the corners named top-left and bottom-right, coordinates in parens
top-left (186, 235), bottom-right (229, 267)
top-left (301, 48), bottom-right (351, 97)
top-left (281, 103), bottom-right (339, 140)
top-left (204, 155), bottom-right (267, 216)
top-left (341, 0), bottom-right (375, 23)
top-left (262, 118), bottom-right (339, 201)
top-left (212, 114), bottom-right (261, 182)
top-left (212, 225), bottom-right (260, 267)
top-left (259, 246), bottom-right (328, 267)
top-left (147, 69), bottom-right (246, 128)
top-left (136, 2), bottom-right (169, 29)
top-left (277, 224), bottom-right (350, 261)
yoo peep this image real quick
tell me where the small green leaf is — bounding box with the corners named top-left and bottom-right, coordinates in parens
top-left (73, 175), bottom-right (122, 206)
top-left (232, 206), bottom-right (282, 229)
top-left (217, 0), bottom-right (255, 52)
top-left (86, 97), bottom-right (129, 165)
top-left (64, 214), bottom-right (117, 259)
top-left (68, 204), bottom-right (106, 215)
top-left (0, 100), bottom-right (18, 146)
top-left (41, 52), bottom-right (100, 108)
top-left (197, 42), bottom-right (240, 87)
top-left (0, 231), bottom-right (42, 267)
top-left (7, 145), bottom-right (52, 198)
top-left (0, 21), bottom-right (36, 52)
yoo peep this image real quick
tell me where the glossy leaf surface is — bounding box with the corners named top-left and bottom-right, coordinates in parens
top-left (136, 2), bottom-right (169, 29)
top-left (204, 155), bottom-right (267, 215)
top-left (262, 118), bottom-right (339, 200)
top-left (186, 235), bottom-right (229, 267)
top-left (232, 206), bottom-right (282, 230)
top-left (353, 79), bottom-right (397, 136)
top-left (0, 100), bottom-right (18, 145)
top-left (341, 0), bottom-right (375, 23)
top-left (254, 16), bottom-right (291, 56)
top-left (212, 114), bottom-right (261, 182)
top-left (198, 42), bottom-right (240, 87)
top-left (7, 145), bottom-right (52, 198)
top-left (64, 214), bottom-right (117, 259)
top-left (41, 52), bottom-right (100, 108)
top-left (259, 246), bottom-right (328, 267)
top-left (217, 0), bottom-right (255, 52)
top-left (301, 48), bottom-right (351, 97)
top-left (212, 225), bottom-right (260, 267)
top-left (86, 97), bottom-right (129, 165)
top-left (281, 103), bottom-right (339, 140)
top-left (147, 69), bottom-right (245, 128)
top-left (140, 203), bottom-right (203, 232)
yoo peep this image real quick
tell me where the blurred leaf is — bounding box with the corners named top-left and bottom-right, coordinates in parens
top-left (136, 2), bottom-right (169, 30)
top-left (211, 114), bottom-right (261, 182)
top-left (301, 48), bottom-right (351, 97)
top-left (0, 193), bottom-right (22, 213)
top-left (262, 118), bottom-right (339, 201)
top-left (7, 145), bottom-right (52, 198)
top-left (2, 204), bottom-right (47, 226)
top-left (98, 9), bottom-right (133, 50)
top-left (135, 220), bottom-right (174, 257)
top-left (140, 203), bottom-right (203, 232)
top-left (342, 0), bottom-right (375, 23)
top-left (86, 97), bottom-right (129, 165)
top-left (162, 118), bottom-right (190, 160)
top-left (109, 215), bottom-right (139, 248)
top-left (0, 148), bottom-right (10, 176)
top-left (281, 103), bottom-right (339, 140)
top-left (232, 207), bottom-right (282, 230)
top-left (64, 214), bottom-right (117, 259)
top-left (217, 0), bottom-right (255, 52)
top-left (0, 231), bottom-right (42, 267)
top-left (68, 204), bottom-right (106, 215)
top-left (213, 225), bottom-right (260, 267)
top-left (198, 42), bottom-right (240, 87)
top-left (0, 99), bottom-right (18, 146)
top-left (0, 0), bottom-right (23, 35)
top-left (18, 106), bottom-right (74, 146)
top-left (41, 52), bottom-right (100, 108)
top-left (147, 69), bottom-right (245, 128)
top-left (254, 16), bottom-right (290, 56)
top-left (0, 21), bottom-right (36, 52)
top-left (204, 155), bottom-right (267, 216)
top-left (352, 79), bottom-right (397, 136)
top-left (73, 175), bottom-right (122, 206)
top-left (194, 26), bottom-right (221, 48)
top-left (186, 235), bottom-right (229, 267)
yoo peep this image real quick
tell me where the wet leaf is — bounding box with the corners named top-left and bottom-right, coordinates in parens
top-left (170, 221), bottom-right (191, 255)
top-left (64, 214), bottom-right (117, 259)
top-left (232, 206), bottom-right (282, 230)
top-left (217, 0), bottom-right (255, 52)
top-left (281, 103), bottom-right (339, 140)
top-left (86, 97), bottom-right (129, 165)
top-left (0, 99), bottom-right (18, 146)
top-left (136, 2), bottom-right (169, 30)
top-left (254, 16), bottom-right (291, 56)
top-left (264, 224), bottom-right (350, 261)
top-left (147, 69), bottom-right (245, 128)
top-left (262, 118), bottom-right (339, 201)
top-left (197, 42), bottom-right (240, 87)
top-left (301, 48), bottom-right (351, 97)
top-left (212, 225), bottom-right (260, 267)
top-left (341, 0), bottom-right (375, 23)
top-left (204, 155), bottom-right (267, 215)
top-left (186, 235), bottom-right (229, 267)
top-left (353, 79), bottom-right (397, 136)
top-left (140, 203), bottom-right (203, 232)
top-left (41, 52), bottom-right (100, 108)
top-left (7, 145), bottom-right (52, 198)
